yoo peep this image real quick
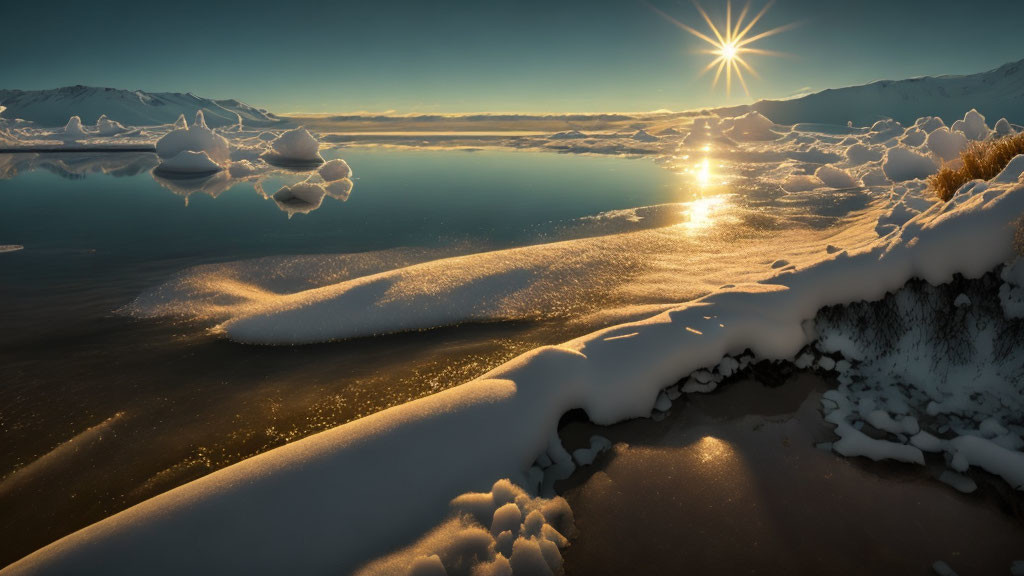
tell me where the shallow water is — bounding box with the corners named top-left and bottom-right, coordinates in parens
top-left (0, 146), bottom-right (870, 566)
top-left (558, 374), bottom-right (1024, 575)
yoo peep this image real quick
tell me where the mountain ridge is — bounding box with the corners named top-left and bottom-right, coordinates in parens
top-left (0, 86), bottom-right (283, 128)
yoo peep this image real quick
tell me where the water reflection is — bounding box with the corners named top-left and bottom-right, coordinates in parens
top-left (0, 152), bottom-right (354, 218)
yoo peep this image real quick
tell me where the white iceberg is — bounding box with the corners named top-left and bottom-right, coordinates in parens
top-left (318, 158), bottom-right (352, 181)
top-left (154, 111), bottom-right (230, 174)
top-left (261, 127), bottom-right (324, 165)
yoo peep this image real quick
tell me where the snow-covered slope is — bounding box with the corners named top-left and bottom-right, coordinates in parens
top-left (719, 59), bottom-right (1024, 126)
top-left (0, 86), bottom-right (283, 128)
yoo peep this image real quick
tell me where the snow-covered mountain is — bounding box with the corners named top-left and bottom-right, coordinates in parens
top-left (717, 58), bottom-right (1024, 126)
top-left (0, 86), bottom-right (284, 128)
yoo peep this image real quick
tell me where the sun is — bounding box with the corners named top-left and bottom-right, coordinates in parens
top-left (647, 0), bottom-right (795, 98)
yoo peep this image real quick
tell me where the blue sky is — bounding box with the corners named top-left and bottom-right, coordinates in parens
top-left (3, 0), bottom-right (1022, 114)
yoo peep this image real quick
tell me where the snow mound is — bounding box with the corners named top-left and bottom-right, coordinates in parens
top-left (631, 129), bottom-right (658, 142)
top-left (815, 165), bottom-right (858, 189)
top-left (61, 116), bottom-right (90, 140)
top-left (548, 130), bottom-right (586, 140)
top-left (994, 118), bottom-right (1014, 137)
top-left (724, 111), bottom-right (778, 141)
top-left (261, 127), bottom-right (324, 165)
top-left (926, 128), bottom-right (969, 163)
top-left (154, 112), bottom-right (230, 174)
top-left (844, 143), bottom-right (883, 166)
top-left (882, 147), bottom-right (937, 182)
top-left (950, 109), bottom-right (991, 141)
top-left (356, 479), bottom-right (574, 576)
top-left (95, 114), bottom-right (128, 136)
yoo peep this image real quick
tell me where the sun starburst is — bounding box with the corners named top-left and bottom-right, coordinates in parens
top-left (647, 0), bottom-right (795, 98)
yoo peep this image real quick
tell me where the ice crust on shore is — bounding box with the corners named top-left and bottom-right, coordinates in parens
top-left (6, 110), bottom-right (1024, 575)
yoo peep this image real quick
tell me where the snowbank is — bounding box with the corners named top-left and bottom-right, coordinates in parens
top-left (261, 127), bottom-right (323, 165)
top-left (7, 133), bottom-right (1024, 575)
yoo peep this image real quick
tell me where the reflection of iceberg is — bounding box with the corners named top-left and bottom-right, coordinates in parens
top-left (0, 152), bottom-right (159, 180)
top-left (272, 181), bottom-right (326, 217)
top-left (324, 178), bottom-right (353, 201)
top-left (151, 169), bottom-right (233, 204)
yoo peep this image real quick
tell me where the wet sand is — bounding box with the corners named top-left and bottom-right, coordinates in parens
top-left (558, 374), bottom-right (1024, 575)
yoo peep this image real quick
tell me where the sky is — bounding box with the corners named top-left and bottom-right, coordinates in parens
top-left (3, 0), bottom-right (1023, 114)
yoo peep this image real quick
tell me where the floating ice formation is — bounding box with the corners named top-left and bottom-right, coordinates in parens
top-left (154, 111), bottom-right (230, 175)
top-left (261, 127), bottom-right (324, 165)
top-left (318, 158), bottom-right (352, 181)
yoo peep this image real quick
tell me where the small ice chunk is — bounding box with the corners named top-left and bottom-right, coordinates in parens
top-left (953, 294), bottom-right (971, 308)
top-left (319, 158), bottom-right (352, 181)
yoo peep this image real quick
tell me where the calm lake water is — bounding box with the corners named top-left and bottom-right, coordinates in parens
top-left (0, 147), bottom-right (693, 565)
top-left (0, 145), bottom-right (865, 566)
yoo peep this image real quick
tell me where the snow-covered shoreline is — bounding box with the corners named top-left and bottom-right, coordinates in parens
top-left (5, 104), bottom-right (1024, 575)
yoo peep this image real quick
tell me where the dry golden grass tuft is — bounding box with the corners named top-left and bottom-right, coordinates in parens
top-left (929, 132), bottom-right (1024, 202)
